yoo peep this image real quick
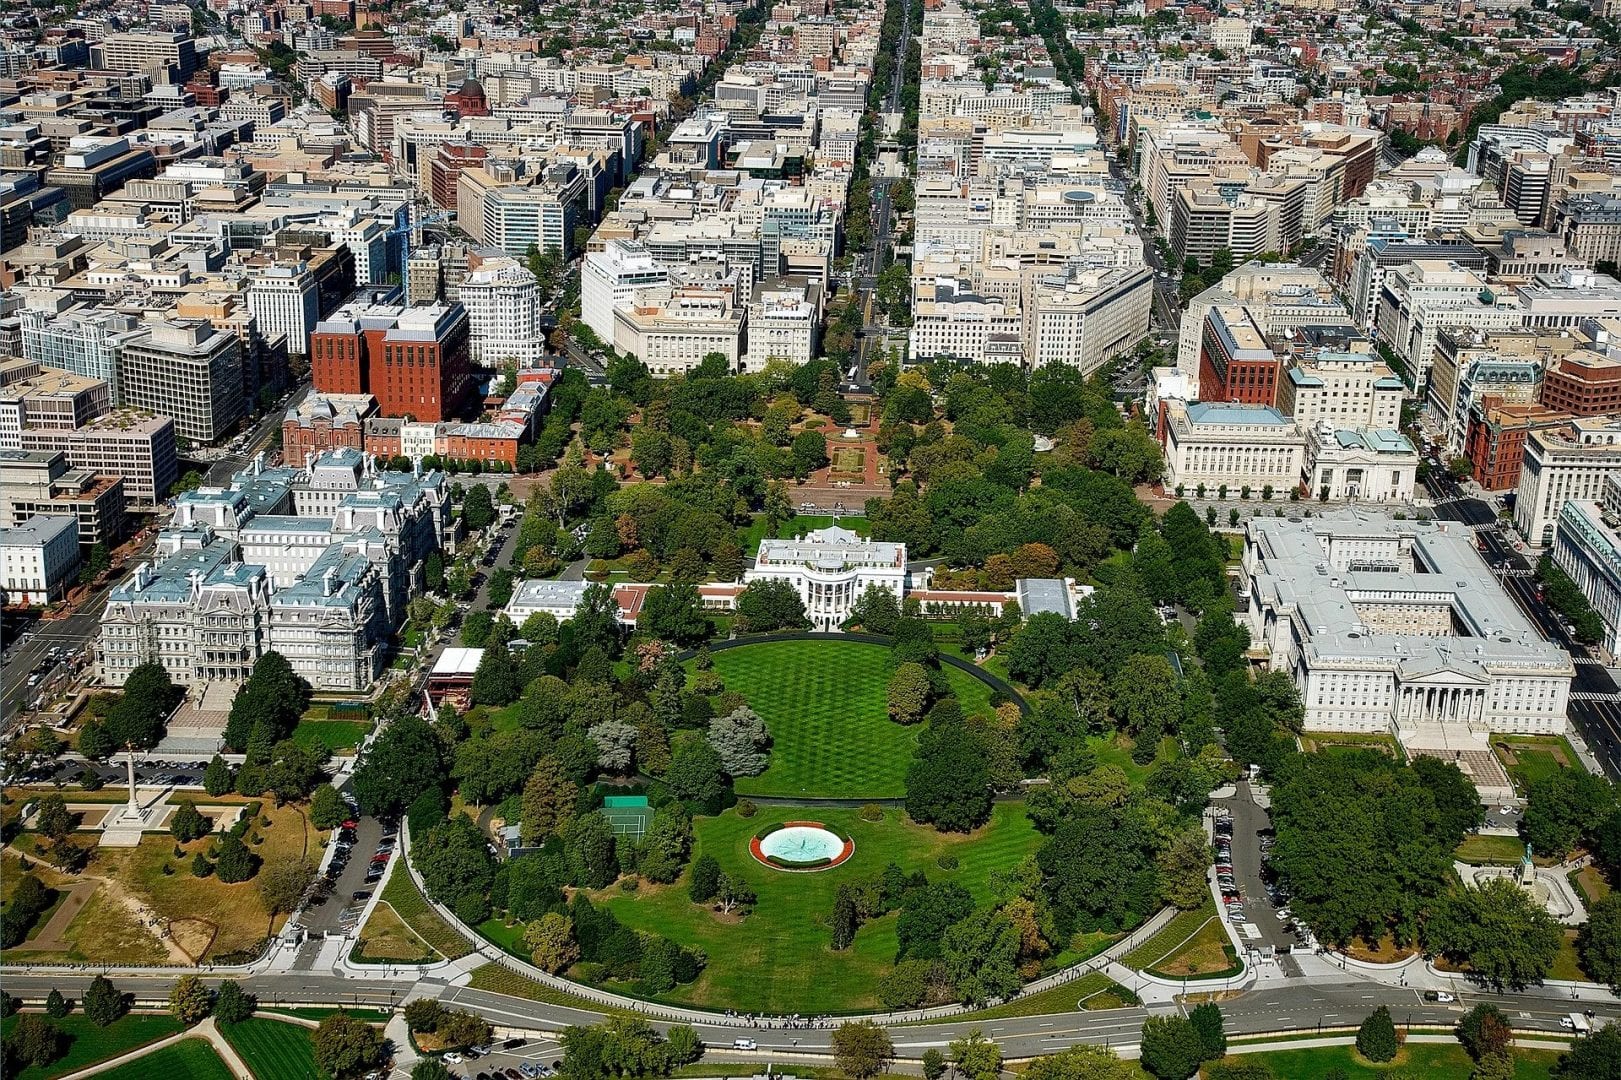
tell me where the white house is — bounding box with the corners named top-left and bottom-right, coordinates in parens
top-left (745, 525), bottom-right (908, 631)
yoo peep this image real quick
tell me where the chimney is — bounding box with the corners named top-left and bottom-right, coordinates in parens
top-left (323, 566), bottom-right (338, 597)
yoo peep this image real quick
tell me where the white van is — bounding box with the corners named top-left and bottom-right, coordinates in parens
top-left (732, 1039), bottom-right (758, 1051)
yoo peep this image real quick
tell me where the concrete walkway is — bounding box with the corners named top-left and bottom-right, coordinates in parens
top-left (24, 882), bottom-right (98, 953)
top-left (58, 1017), bottom-right (251, 1080)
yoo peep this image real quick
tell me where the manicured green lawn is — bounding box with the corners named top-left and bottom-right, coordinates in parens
top-left (1508, 750), bottom-right (1566, 788)
top-left (465, 962), bottom-right (614, 1011)
top-left (97, 1037), bottom-right (232, 1080)
top-left (1089, 734), bottom-right (1178, 787)
top-left (1119, 902), bottom-right (1218, 972)
top-left (738, 515), bottom-right (871, 556)
top-left (220, 1017), bottom-right (329, 1080)
top-left (380, 862), bottom-right (472, 960)
top-left (1495, 735), bottom-right (1579, 793)
top-left (706, 639), bottom-right (998, 799)
top-left (0, 1012), bottom-right (187, 1080)
top-left (904, 970), bottom-right (1128, 1023)
top-left (290, 720), bottom-right (369, 754)
top-left (1456, 834), bottom-right (1552, 866)
top-left (1222, 1043), bottom-right (1559, 1079)
top-left (595, 802), bottom-right (1040, 1013)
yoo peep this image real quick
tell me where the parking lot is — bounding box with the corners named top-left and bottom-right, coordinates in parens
top-left (413, 1037), bottom-right (563, 1080)
top-left (1213, 781), bottom-right (1305, 959)
top-left (300, 806), bottom-right (393, 942)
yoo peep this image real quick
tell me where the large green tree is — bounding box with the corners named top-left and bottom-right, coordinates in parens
top-left (104, 663), bottom-right (183, 750)
top-left (905, 707), bottom-right (992, 832)
top-left (1424, 878), bottom-right (1562, 989)
top-left (1139, 1015), bottom-right (1207, 1080)
top-left (639, 583), bottom-right (711, 645)
top-left (222, 652), bottom-right (309, 752)
top-left (1268, 750), bottom-right (1457, 947)
top-left (831, 1021), bottom-right (893, 1080)
top-left (1581, 893), bottom-right (1621, 991)
top-left (352, 713), bottom-right (444, 818)
top-left (312, 1012), bottom-right (386, 1078)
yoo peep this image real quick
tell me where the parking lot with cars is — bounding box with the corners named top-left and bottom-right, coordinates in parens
top-left (418, 1036), bottom-right (563, 1080)
top-left (297, 794), bottom-right (393, 944)
top-left (1213, 782), bottom-right (1305, 961)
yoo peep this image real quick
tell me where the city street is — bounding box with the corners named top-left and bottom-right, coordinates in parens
top-left (1423, 464), bottom-right (1621, 780)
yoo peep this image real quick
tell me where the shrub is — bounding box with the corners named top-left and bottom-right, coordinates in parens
top-left (1356, 1006), bottom-right (1399, 1063)
top-left (860, 803), bottom-right (885, 822)
top-left (936, 855), bottom-right (959, 870)
top-left (736, 799), bottom-right (757, 819)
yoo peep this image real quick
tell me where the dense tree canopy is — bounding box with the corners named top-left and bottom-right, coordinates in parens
top-left (1269, 751), bottom-right (1468, 948)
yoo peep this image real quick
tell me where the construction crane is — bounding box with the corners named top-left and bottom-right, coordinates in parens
top-left (385, 208), bottom-right (457, 302)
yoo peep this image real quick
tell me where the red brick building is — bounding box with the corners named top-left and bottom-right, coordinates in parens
top-left (1540, 350), bottom-right (1621, 416)
top-left (372, 304), bottom-right (472, 422)
top-left (310, 301), bottom-right (472, 422)
top-left (429, 142), bottom-right (486, 210)
top-left (445, 78), bottom-right (489, 118)
top-left (281, 394), bottom-right (375, 461)
top-left (1198, 304), bottom-right (1280, 406)
top-left (1463, 398), bottom-right (1572, 492)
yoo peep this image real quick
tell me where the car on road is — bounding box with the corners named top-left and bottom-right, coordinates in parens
top-left (1422, 991), bottom-right (1456, 1003)
top-left (1499, 806), bottom-right (1515, 815)
top-left (444, 1053), bottom-right (464, 1065)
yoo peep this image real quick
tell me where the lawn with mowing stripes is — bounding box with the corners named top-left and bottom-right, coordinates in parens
top-left (220, 1018), bottom-right (329, 1080)
top-left (1119, 902), bottom-right (1219, 972)
top-left (596, 801), bottom-right (1039, 1014)
top-left (380, 861), bottom-right (472, 959)
top-left (97, 1038), bottom-right (232, 1080)
top-left (290, 720), bottom-right (369, 754)
top-left (0, 1012), bottom-right (187, 1080)
top-left (706, 639), bottom-right (998, 799)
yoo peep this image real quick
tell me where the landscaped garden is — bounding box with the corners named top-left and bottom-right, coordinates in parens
top-left (703, 638), bottom-right (997, 799)
top-left (591, 802), bottom-right (1041, 1013)
top-left (0, 1012), bottom-right (186, 1080)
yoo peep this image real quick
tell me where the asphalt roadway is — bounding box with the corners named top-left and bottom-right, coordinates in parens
top-left (0, 971), bottom-right (1611, 1059)
top-left (1423, 466), bottom-right (1621, 781)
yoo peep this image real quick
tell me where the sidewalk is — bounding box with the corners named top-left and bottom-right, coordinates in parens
top-left (59, 1018), bottom-right (251, 1080)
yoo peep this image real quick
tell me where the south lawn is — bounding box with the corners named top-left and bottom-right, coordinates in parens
top-left (588, 802), bottom-right (1039, 1014)
top-left (220, 1017), bottom-right (330, 1080)
top-left (706, 639), bottom-right (999, 799)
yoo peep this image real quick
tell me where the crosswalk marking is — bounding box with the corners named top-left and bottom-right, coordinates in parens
top-left (1571, 691), bottom-right (1621, 702)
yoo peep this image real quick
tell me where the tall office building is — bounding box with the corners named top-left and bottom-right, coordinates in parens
top-left (459, 260), bottom-right (544, 366)
top-left (119, 320), bottom-right (245, 445)
top-left (19, 303), bottom-right (139, 405)
top-left (247, 263), bottom-right (322, 359)
top-left (94, 31), bottom-right (198, 79)
top-left (582, 240), bottom-right (670, 344)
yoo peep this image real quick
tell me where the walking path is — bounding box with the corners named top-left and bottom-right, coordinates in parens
top-left (24, 882), bottom-right (98, 953)
top-left (58, 1017), bottom-right (251, 1080)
